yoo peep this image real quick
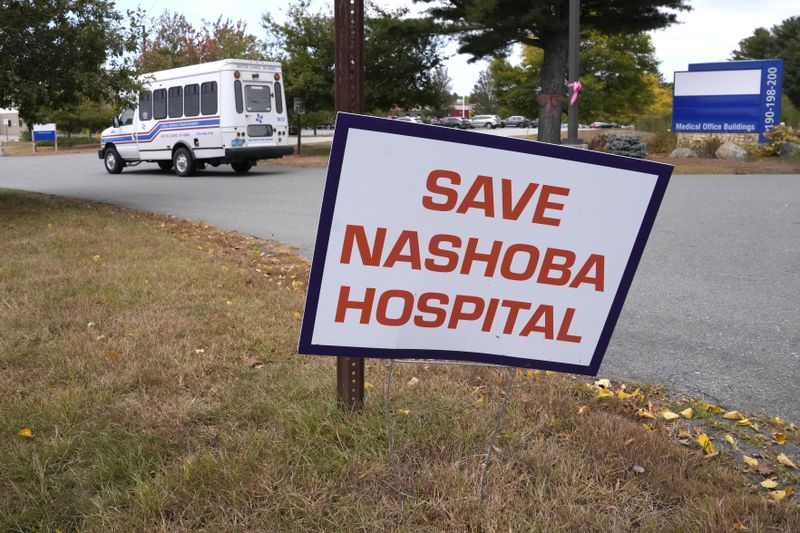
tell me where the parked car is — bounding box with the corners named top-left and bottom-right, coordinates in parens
top-left (501, 115), bottom-right (530, 128)
top-left (470, 114), bottom-right (503, 129)
top-left (590, 121), bottom-right (614, 129)
top-left (438, 116), bottom-right (473, 129)
top-left (394, 116), bottom-right (424, 124)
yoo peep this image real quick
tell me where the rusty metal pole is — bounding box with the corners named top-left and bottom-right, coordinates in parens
top-left (334, 0), bottom-right (365, 410)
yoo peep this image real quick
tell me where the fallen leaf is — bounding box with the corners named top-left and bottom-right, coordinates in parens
top-left (407, 377), bottom-right (420, 388)
top-left (724, 410), bottom-right (745, 420)
top-left (475, 395), bottom-right (486, 406)
top-left (640, 423), bottom-right (654, 432)
top-left (292, 281), bottom-right (303, 288)
top-left (92, 255), bottom-right (101, 262)
top-left (736, 418), bottom-right (752, 427)
top-left (702, 403), bottom-right (725, 414)
top-left (632, 465), bottom-right (645, 474)
top-left (87, 322), bottom-right (96, 328)
top-left (680, 407), bottom-right (694, 419)
top-left (760, 479), bottom-right (779, 489)
top-left (661, 409), bottom-right (680, 421)
top-left (678, 439), bottom-right (692, 446)
top-left (777, 453), bottom-right (797, 469)
top-left (732, 522), bottom-right (748, 530)
top-left (725, 434), bottom-right (737, 447)
top-left (578, 405), bottom-right (590, 415)
top-left (617, 389), bottom-right (636, 400)
top-left (95, 334), bottom-right (106, 341)
top-left (18, 427), bottom-right (34, 438)
top-left (106, 350), bottom-right (118, 359)
top-left (293, 311), bottom-right (302, 319)
top-left (194, 348), bottom-right (205, 355)
top-left (519, 392), bottom-right (531, 403)
top-left (246, 357), bottom-right (264, 369)
top-left (364, 382), bottom-right (373, 391)
top-left (696, 433), bottom-right (716, 455)
top-left (637, 409), bottom-right (656, 420)
top-left (397, 408), bottom-right (411, 415)
top-left (772, 432), bottom-right (786, 445)
top-left (596, 387), bottom-right (613, 398)
top-left (594, 378), bottom-right (611, 389)
top-left (678, 429), bottom-right (692, 439)
top-left (769, 487), bottom-right (793, 501)
top-left (789, 423), bottom-right (798, 432)
top-left (757, 464), bottom-right (774, 476)
top-left (743, 455), bottom-right (759, 468)
top-left (771, 416), bottom-right (786, 426)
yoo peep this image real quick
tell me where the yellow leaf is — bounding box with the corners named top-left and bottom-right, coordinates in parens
top-left (578, 405), bottom-right (590, 415)
top-left (696, 433), bottom-right (716, 455)
top-left (594, 378), bottom-right (611, 389)
top-left (736, 418), bottom-right (752, 427)
top-left (760, 479), bottom-right (779, 489)
top-left (616, 389), bottom-right (636, 400)
top-left (640, 423), bottom-right (654, 432)
top-left (637, 409), bottom-right (656, 420)
top-left (725, 434), bottom-right (737, 447)
top-left (777, 453), bottom-right (797, 469)
top-left (397, 408), bottom-right (411, 416)
top-left (724, 410), bottom-right (745, 420)
top-left (771, 416), bottom-right (786, 426)
top-left (701, 403), bottom-right (725, 414)
top-left (661, 410), bottom-right (680, 421)
top-left (769, 487), bottom-right (793, 501)
top-left (526, 369), bottom-right (540, 377)
top-left (293, 311), bottom-right (302, 319)
top-left (596, 387), bottom-right (613, 398)
top-left (364, 382), bottom-right (373, 391)
top-left (678, 429), bottom-right (692, 439)
top-left (475, 395), bottom-right (486, 405)
top-left (732, 522), bottom-right (748, 530)
top-left (18, 427), bottom-right (34, 438)
top-left (743, 455), bottom-right (759, 468)
top-left (292, 280), bottom-right (303, 288)
top-left (106, 350), bottom-right (118, 359)
top-left (544, 370), bottom-right (554, 376)
top-left (680, 407), bottom-right (694, 419)
top-left (772, 432), bottom-right (786, 445)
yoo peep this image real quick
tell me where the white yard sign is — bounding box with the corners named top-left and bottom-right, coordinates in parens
top-left (299, 113), bottom-right (672, 374)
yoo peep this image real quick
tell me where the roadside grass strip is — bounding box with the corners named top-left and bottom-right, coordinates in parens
top-left (1, 190), bottom-right (798, 531)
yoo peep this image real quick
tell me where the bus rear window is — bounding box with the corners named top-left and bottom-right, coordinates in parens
top-left (245, 85), bottom-right (271, 112)
top-left (274, 82), bottom-right (283, 114)
top-left (168, 86), bottom-right (183, 118)
top-left (201, 81), bottom-right (217, 115)
top-left (184, 84), bottom-right (199, 116)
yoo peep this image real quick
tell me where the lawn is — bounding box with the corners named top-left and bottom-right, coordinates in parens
top-left (1, 190), bottom-right (798, 531)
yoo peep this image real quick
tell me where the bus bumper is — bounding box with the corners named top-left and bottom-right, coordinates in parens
top-left (225, 146), bottom-right (294, 161)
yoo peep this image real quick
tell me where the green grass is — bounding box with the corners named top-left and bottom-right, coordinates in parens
top-left (1, 190), bottom-right (798, 531)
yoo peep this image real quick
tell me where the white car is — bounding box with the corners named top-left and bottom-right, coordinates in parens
top-left (395, 116), bottom-right (424, 124)
top-left (470, 114), bottom-right (503, 129)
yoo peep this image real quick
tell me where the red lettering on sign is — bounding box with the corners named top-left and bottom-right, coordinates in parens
top-left (532, 185), bottom-right (570, 226)
top-left (456, 175), bottom-right (494, 217)
top-left (384, 230), bottom-right (421, 270)
top-left (556, 307), bottom-right (582, 343)
top-left (447, 295), bottom-right (485, 328)
top-left (537, 248), bottom-right (576, 286)
top-left (501, 178), bottom-right (539, 220)
top-left (520, 304), bottom-right (555, 339)
top-left (335, 285), bottom-right (375, 323)
top-left (341, 224), bottom-right (385, 266)
top-left (415, 292), bottom-right (448, 327)
top-left (460, 237), bottom-right (502, 277)
top-left (569, 254), bottom-right (605, 292)
top-left (422, 169), bottom-right (461, 211)
top-left (376, 290), bottom-right (414, 326)
top-left (500, 244), bottom-right (540, 281)
top-left (425, 234), bottom-right (461, 272)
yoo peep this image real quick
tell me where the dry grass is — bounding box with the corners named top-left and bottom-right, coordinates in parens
top-left (1, 190), bottom-right (798, 532)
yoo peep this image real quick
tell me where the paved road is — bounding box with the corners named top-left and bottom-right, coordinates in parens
top-left (1, 153), bottom-right (798, 422)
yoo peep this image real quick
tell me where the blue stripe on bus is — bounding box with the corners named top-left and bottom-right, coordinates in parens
top-left (102, 117), bottom-right (221, 144)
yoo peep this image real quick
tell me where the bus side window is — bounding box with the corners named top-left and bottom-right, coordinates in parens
top-left (234, 80), bottom-right (243, 113)
top-left (274, 82), bottom-right (283, 114)
top-left (184, 84), bottom-right (199, 116)
top-left (201, 81), bottom-right (218, 115)
top-left (153, 89), bottom-right (167, 120)
top-left (139, 91), bottom-right (152, 121)
top-left (168, 86), bottom-right (183, 118)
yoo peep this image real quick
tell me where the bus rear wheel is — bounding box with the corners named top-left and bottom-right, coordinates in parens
top-left (173, 147), bottom-right (196, 177)
top-left (231, 161), bottom-right (253, 174)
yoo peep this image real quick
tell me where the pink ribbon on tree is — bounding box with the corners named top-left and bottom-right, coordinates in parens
top-left (567, 80), bottom-right (582, 106)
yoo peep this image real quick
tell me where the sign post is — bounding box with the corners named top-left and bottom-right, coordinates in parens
top-left (333, 0), bottom-right (365, 410)
top-left (300, 114), bottom-right (672, 374)
top-left (294, 97), bottom-right (305, 157)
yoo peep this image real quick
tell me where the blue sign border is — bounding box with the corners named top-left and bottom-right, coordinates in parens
top-left (298, 113), bottom-right (673, 375)
top-left (673, 59), bottom-right (783, 143)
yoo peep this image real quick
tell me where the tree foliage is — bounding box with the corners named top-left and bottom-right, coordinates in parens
top-left (418, 0), bottom-right (690, 142)
top-left (137, 12), bottom-right (263, 73)
top-left (0, 0), bottom-right (141, 126)
top-left (263, 1), bottom-right (451, 116)
top-left (732, 16), bottom-right (800, 109)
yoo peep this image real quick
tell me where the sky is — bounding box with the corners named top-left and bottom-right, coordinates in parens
top-left (116, 0), bottom-right (799, 95)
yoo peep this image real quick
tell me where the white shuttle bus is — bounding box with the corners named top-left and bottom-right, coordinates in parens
top-left (99, 59), bottom-right (293, 176)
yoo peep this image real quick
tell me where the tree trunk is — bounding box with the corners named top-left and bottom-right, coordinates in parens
top-left (537, 30), bottom-right (569, 144)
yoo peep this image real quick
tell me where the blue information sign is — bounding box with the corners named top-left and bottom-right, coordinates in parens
top-left (672, 60), bottom-right (783, 143)
top-left (32, 130), bottom-right (56, 142)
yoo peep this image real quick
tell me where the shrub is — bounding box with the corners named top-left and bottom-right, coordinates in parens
top-left (587, 134), bottom-right (607, 152)
top-left (604, 134), bottom-right (646, 158)
top-left (634, 113), bottom-right (672, 133)
top-left (697, 136), bottom-right (723, 158)
top-left (646, 131), bottom-right (677, 154)
top-left (744, 124), bottom-right (800, 157)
